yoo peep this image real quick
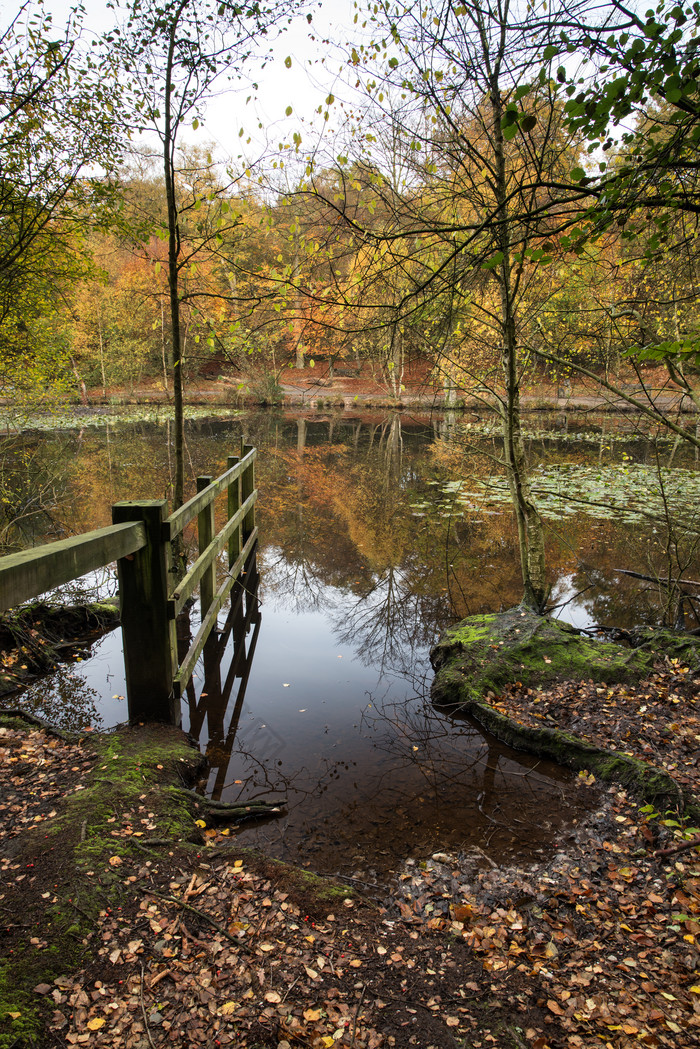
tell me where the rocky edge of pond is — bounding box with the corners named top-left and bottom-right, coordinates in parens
top-left (1, 609), bottom-right (700, 1049)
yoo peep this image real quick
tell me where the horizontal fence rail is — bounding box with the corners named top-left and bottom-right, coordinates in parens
top-left (0, 439), bottom-right (259, 726)
top-left (169, 491), bottom-right (257, 618)
top-left (165, 447), bottom-right (256, 540)
top-left (0, 521), bottom-right (146, 612)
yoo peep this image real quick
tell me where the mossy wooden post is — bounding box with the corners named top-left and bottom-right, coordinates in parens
top-left (197, 475), bottom-right (215, 620)
top-left (227, 454), bottom-right (241, 568)
top-left (112, 500), bottom-right (179, 725)
top-left (241, 439), bottom-right (255, 542)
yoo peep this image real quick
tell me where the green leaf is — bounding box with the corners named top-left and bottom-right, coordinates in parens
top-left (482, 251), bottom-right (504, 270)
top-left (284, 56), bottom-right (292, 68)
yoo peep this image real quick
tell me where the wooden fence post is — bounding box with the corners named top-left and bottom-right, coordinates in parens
top-left (112, 500), bottom-right (179, 725)
top-left (227, 454), bottom-right (241, 568)
top-left (241, 441), bottom-right (255, 541)
top-left (197, 475), bottom-right (215, 620)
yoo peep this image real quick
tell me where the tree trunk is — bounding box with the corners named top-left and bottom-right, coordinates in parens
top-left (163, 9), bottom-right (186, 512)
top-left (69, 355), bottom-right (88, 406)
top-left (98, 313), bottom-right (106, 399)
top-left (490, 72), bottom-right (548, 612)
top-left (293, 234), bottom-right (305, 369)
top-left (160, 297), bottom-right (169, 395)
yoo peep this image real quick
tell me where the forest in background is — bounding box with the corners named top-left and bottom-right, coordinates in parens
top-left (2, 0), bottom-right (700, 410)
top-left (4, 0), bottom-right (700, 608)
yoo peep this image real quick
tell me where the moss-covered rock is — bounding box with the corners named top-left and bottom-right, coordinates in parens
top-left (430, 607), bottom-right (655, 706)
top-left (633, 626), bottom-right (700, 671)
top-left (63, 725), bottom-right (207, 869)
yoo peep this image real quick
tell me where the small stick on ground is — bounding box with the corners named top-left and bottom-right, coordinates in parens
top-left (140, 886), bottom-right (252, 953)
top-left (182, 873), bottom-right (198, 900)
top-left (281, 976), bottom-right (299, 1004)
top-left (149, 969), bottom-right (174, 990)
top-left (140, 963), bottom-right (157, 1049)
top-left (351, 982), bottom-right (366, 1046)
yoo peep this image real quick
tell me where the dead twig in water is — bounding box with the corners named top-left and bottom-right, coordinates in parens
top-left (654, 835), bottom-right (700, 859)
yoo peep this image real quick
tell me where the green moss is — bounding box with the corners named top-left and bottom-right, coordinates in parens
top-left (0, 965), bottom-right (41, 1049)
top-left (0, 715), bottom-right (36, 732)
top-left (441, 615), bottom-right (496, 647)
top-left (432, 607), bottom-right (654, 704)
top-left (53, 727), bottom-right (204, 870)
top-left (634, 627), bottom-right (700, 671)
top-left (294, 869), bottom-right (353, 903)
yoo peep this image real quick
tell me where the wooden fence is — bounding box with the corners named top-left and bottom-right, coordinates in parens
top-left (0, 441), bottom-right (257, 724)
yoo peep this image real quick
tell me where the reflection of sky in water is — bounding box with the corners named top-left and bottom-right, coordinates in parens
top-left (550, 574), bottom-right (598, 631)
top-left (17, 627), bottom-right (126, 731)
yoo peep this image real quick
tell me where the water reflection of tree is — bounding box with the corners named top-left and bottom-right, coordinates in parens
top-left (258, 415), bottom-right (531, 675)
top-left (358, 694), bottom-right (569, 853)
top-left (334, 567), bottom-right (446, 679)
top-left (18, 659), bottom-right (104, 731)
top-left (0, 432), bottom-right (83, 550)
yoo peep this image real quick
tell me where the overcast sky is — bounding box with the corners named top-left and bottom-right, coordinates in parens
top-left (39, 0), bottom-right (360, 165)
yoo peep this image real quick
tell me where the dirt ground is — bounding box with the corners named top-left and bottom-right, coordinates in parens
top-left (1, 647), bottom-right (699, 1049)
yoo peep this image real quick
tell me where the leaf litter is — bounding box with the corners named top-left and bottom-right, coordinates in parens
top-left (1, 652), bottom-right (699, 1049)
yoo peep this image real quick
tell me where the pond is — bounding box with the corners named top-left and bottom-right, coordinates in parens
top-left (3, 406), bottom-right (698, 881)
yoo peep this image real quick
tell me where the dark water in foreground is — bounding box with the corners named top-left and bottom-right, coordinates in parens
top-left (8, 407), bottom-right (693, 879)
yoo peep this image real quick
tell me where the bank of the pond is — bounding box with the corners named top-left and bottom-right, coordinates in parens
top-left (2, 606), bottom-right (700, 1048)
top-left (430, 609), bottom-right (700, 818)
top-left (4, 365), bottom-right (697, 416)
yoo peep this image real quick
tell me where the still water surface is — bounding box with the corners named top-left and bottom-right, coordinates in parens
top-left (9, 408), bottom-right (697, 879)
